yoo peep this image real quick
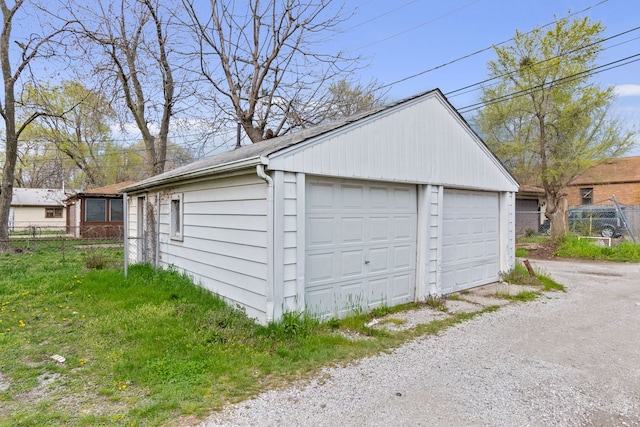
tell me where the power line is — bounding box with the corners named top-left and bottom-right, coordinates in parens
top-left (447, 33), bottom-right (640, 101)
top-left (342, 0), bottom-right (420, 32)
top-left (444, 25), bottom-right (640, 101)
top-left (377, 0), bottom-right (609, 91)
top-left (354, 0), bottom-right (482, 51)
top-left (457, 52), bottom-right (640, 114)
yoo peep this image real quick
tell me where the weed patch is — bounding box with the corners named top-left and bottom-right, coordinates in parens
top-left (501, 263), bottom-right (565, 292)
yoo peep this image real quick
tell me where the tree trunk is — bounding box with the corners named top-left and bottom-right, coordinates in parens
top-left (546, 194), bottom-right (568, 240)
top-left (0, 134), bottom-right (18, 253)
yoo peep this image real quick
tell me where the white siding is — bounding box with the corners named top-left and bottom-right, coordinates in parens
top-left (281, 172), bottom-right (299, 314)
top-left (500, 191), bottom-right (516, 273)
top-left (154, 174), bottom-right (270, 323)
top-left (126, 196), bottom-right (138, 265)
top-left (268, 93), bottom-right (518, 193)
top-left (419, 185), bottom-right (443, 299)
top-left (11, 206), bottom-right (66, 229)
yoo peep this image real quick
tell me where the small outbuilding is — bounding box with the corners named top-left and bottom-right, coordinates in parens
top-left (515, 185), bottom-right (546, 235)
top-left (10, 188), bottom-right (67, 231)
top-left (122, 90), bottom-right (518, 324)
top-left (66, 181), bottom-right (135, 239)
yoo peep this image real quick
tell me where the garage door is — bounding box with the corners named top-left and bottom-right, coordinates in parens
top-left (305, 178), bottom-right (417, 319)
top-left (441, 189), bottom-right (500, 294)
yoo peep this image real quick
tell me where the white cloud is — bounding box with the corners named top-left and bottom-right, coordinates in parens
top-left (614, 84), bottom-right (640, 97)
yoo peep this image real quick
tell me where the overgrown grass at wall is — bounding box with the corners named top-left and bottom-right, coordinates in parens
top-left (0, 248), bottom-right (494, 426)
top-left (0, 246), bottom-right (566, 426)
top-left (555, 236), bottom-right (640, 262)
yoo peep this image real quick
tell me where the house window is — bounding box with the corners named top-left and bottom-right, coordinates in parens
top-left (580, 188), bottom-right (593, 205)
top-left (85, 198), bottom-right (124, 222)
top-left (170, 194), bottom-right (183, 240)
top-left (110, 199), bottom-right (123, 222)
top-left (45, 207), bottom-right (63, 218)
top-left (86, 199), bottom-right (107, 222)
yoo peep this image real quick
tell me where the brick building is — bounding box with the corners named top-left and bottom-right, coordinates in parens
top-left (565, 156), bottom-right (640, 206)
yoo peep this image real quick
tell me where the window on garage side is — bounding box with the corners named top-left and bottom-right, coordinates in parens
top-left (170, 194), bottom-right (183, 240)
top-left (45, 207), bottom-right (63, 218)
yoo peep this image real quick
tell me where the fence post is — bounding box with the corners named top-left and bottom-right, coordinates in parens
top-left (612, 195), bottom-right (637, 244)
top-left (123, 192), bottom-right (129, 278)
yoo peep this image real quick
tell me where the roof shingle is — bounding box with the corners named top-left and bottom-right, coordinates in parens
top-left (569, 156), bottom-right (640, 185)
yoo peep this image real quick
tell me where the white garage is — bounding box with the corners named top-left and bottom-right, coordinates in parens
top-left (123, 89), bottom-right (518, 324)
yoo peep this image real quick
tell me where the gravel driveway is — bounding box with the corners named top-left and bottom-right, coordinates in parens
top-left (201, 259), bottom-right (640, 427)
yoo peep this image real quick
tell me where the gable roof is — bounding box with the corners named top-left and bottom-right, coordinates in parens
top-left (67, 181), bottom-right (137, 200)
top-left (518, 185), bottom-right (545, 196)
top-left (122, 89), bottom-right (517, 193)
top-left (11, 188), bottom-right (66, 207)
top-left (568, 156), bottom-right (640, 186)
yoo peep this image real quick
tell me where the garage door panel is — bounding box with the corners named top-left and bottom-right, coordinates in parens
top-left (307, 217), bottom-right (335, 247)
top-left (442, 189), bottom-right (500, 293)
top-left (305, 285), bottom-right (335, 316)
top-left (369, 247), bottom-right (389, 273)
top-left (393, 245), bottom-right (413, 269)
top-left (340, 250), bottom-right (365, 278)
top-left (393, 216), bottom-right (414, 239)
top-left (370, 186), bottom-right (389, 208)
top-left (341, 217), bottom-right (365, 243)
top-left (368, 277), bottom-right (388, 305)
top-left (306, 178), bottom-right (417, 318)
top-left (307, 252), bottom-right (335, 283)
top-left (340, 282), bottom-right (366, 310)
top-left (308, 183), bottom-right (334, 209)
top-left (392, 274), bottom-right (412, 300)
top-left (471, 241), bottom-right (487, 258)
top-left (394, 188), bottom-right (414, 209)
top-left (342, 184), bottom-right (364, 208)
top-left (370, 217), bottom-right (390, 241)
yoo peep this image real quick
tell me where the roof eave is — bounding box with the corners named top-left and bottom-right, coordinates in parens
top-left (120, 155), bottom-right (266, 193)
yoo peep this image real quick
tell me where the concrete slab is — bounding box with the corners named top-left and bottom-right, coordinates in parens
top-left (444, 299), bottom-right (483, 314)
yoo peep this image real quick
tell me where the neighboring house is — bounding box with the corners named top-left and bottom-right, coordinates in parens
top-left (66, 181), bottom-right (135, 238)
top-left (122, 89), bottom-right (518, 324)
top-left (565, 156), bottom-right (640, 206)
top-left (515, 185), bottom-right (546, 235)
top-left (9, 188), bottom-right (67, 231)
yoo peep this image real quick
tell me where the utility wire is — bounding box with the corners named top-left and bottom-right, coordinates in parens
top-left (354, 0), bottom-right (482, 51)
top-left (342, 0), bottom-right (420, 32)
top-left (457, 52), bottom-right (640, 114)
top-left (378, 0), bottom-right (609, 91)
top-left (445, 25), bottom-right (640, 101)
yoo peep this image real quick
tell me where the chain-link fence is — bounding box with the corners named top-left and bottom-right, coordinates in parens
top-left (516, 201), bottom-right (640, 242)
top-left (4, 225), bottom-right (124, 267)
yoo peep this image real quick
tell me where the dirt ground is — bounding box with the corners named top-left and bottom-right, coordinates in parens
top-left (517, 239), bottom-right (559, 260)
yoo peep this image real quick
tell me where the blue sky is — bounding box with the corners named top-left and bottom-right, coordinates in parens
top-left (330, 0), bottom-right (640, 154)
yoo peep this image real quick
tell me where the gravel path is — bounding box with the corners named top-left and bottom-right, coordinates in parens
top-left (201, 259), bottom-right (640, 427)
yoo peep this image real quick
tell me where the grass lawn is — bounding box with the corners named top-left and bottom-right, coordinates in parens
top-left (555, 236), bottom-right (640, 262)
top-left (0, 247), bottom-right (556, 426)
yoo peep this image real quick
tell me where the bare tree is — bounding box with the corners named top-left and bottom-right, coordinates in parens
top-left (0, 0), bottom-right (67, 252)
top-left (65, 0), bottom-right (178, 176)
top-left (182, 0), bottom-right (360, 143)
